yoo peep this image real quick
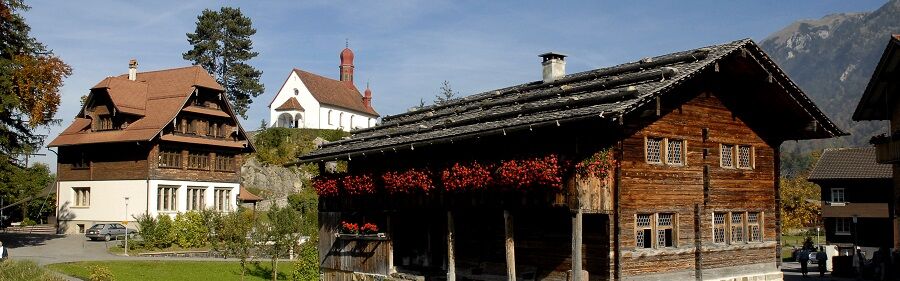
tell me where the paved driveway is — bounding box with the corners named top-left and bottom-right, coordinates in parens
top-left (0, 233), bottom-right (127, 265)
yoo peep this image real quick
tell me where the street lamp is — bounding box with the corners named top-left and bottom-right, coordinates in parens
top-left (124, 196), bottom-right (129, 256)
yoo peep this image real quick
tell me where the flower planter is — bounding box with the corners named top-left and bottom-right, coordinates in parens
top-left (334, 233), bottom-right (388, 241)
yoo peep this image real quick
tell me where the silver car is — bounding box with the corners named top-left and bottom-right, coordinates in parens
top-left (85, 223), bottom-right (135, 241)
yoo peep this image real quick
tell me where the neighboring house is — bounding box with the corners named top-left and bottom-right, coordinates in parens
top-left (49, 61), bottom-right (255, 234)
top-left (852, 34), bottom-right (900, 250)
top-left (298, 39), bottom-right (843, 281)
top-left (268, 46), bottom-right (379, 131)
top-left (808, 148), bottom-right (894, 251)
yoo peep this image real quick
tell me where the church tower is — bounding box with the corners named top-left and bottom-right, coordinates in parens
top-left (339, 41), bottom-right (354, 85)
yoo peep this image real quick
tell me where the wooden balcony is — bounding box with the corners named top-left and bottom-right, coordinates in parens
top-left (875, 139), bottom-right (900, 163)
top-left (822, 202), bottom-right (890, 218)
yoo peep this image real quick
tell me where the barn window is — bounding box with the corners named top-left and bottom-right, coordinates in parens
top-left (830, 188), bottom-right (845, 203)
top-left (737, 145), bottom-right (753, 169)
top-left (713, 212), bottom-right (726, 244)
top-left (720, 144), bottom-right (735, 168)
top-left (666, 139), bottom-right (684, 165)
top-left (748, 212), bottom-right (762, 242)
top-left (730, 212), bottom-right (745, 243)
top-left (835, 218), bottom-right (851, 235)
top-left (657, 213), bottom-right (675, 248)
top-left (645, 138), bottom-right (663, 164)
top-left (635, 214), bottom-right (652, 248)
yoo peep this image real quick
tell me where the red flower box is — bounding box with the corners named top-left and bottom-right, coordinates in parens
top-left (383, 169), bottom-right (434, 194)
top-left (441, 162), bottom-right (493, 191)
top-left (312, 176), bottom-right (340, 197)
top-left (342, 174), bottom-right (376, 195)
top-left (496, 155), bottom-right (562, 190)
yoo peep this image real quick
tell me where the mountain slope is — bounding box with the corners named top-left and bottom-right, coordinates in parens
top-left (760, 0), bottom-right (900, 164)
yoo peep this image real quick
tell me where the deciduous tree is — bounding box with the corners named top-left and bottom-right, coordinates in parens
top-left (183, 7), bottom-right (264, 118)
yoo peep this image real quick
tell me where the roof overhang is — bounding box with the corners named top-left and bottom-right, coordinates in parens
top-left (853, 35), bottom-right (900, 121)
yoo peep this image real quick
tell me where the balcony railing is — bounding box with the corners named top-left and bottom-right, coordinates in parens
top-left (875, 139), bottom-right (900, 163)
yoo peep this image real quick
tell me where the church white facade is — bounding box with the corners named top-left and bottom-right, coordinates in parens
top-left (268, 46), bottom-right (379, 131)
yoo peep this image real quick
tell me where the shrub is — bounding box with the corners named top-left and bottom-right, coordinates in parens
top-left (291, 240), bottom-right (319, 281)
top-left (173, 211), bottom-right (208, 248)
top-left (21, 218), bottom-right (36, 226)
top-left (88, 265), bottom-right (114, 281)
top-left (0, 259), bottom-right (66, 281)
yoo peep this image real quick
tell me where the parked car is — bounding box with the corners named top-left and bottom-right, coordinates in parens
top-left (85, 223), bottom-right (136, 241)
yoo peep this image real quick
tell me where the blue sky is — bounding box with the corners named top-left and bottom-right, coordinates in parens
top-left (21, 0), bottom-right (887, 169)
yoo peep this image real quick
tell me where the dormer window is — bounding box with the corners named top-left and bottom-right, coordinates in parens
top-left (96, 115), bottom-right (115, 131)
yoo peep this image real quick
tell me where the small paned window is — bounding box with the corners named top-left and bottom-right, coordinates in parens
top-left (72, 152), bottom-right (89, 169)
top-left (666, 139), bottom-right (684, 165)
top-left (646, 138), bottom-right (663, 164)
top-left (720, 144), bottom-right (735, 168)
top-left (713, 212), bottom-right (726, 244)
top-left (657, 213), bottom-right (675, 248)
top-left (157, 185), bottom-right (178, 211)
top-left (159, 149), bottom-right (182, 168)
top-left (187, 187), bottom-right (205, 211)
top-left (187, 152), bottom-right (210, 170)
top-left (636, 214), bottom-right (652, 248)
top-left (73, 187), bottom-right (90, 207)
top-left (831, 188), bottom-right (845, 203)
top-left (730, 212), bottom-right (745, 243)
top-left (737, 145), bottom-right (752, 168)
top-left (215, 154), bottom-right (235, 172)
top-left (214, 188), bottom-right (232, 212)
top-left (748, 212), bottom-right (762, 242)
top-left (835, 218), bottom-right (851, 235)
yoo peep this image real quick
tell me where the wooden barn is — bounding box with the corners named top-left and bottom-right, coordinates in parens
top-left (298, 39), bottom-right (844, 281)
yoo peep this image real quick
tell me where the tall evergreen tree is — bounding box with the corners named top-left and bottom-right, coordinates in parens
top-left (183, 7), bottom-right (264, 118)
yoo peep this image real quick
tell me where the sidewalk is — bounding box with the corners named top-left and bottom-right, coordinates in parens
top-left (782, 261), bottom-right (856, 281)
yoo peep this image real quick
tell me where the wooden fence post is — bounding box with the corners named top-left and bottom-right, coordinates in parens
top-left (448, 211), bottom-right (456, 281)
top-left (504, 210), bottom-right (516, 281)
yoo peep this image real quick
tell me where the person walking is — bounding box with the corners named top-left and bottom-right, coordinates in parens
top-left (0, 241), bottom-right (8, 262)
top-left (799, 248), bottom-right (810, 278)
top-left (816, 246), bottom-right (828, 277)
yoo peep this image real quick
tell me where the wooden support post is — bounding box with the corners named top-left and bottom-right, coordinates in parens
top-left (504, 210), bottom-right (516, 281)
top-left (572, 209), bottom-right (584, 281)
top-left (447, 211), bottom-right (456, 281)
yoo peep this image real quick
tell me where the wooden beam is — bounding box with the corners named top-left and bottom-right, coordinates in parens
top-left (504, 210), bottom-right (516, 281)
top-left (572, 209), bottom-right (584, 281)
top-left (447, 211), bottom-right (456, 281)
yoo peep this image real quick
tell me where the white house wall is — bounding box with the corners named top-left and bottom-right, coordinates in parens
top-left (318, 105), bottom-right (377, 131)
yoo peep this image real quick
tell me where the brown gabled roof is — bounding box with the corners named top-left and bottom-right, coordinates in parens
top-left (854, 34), bottom-right (900, 120)
top-left (49, 66), bottom-right (247, 148)
top-left (238, 187), bottom-right (263, 202)
top-left (267, 69), bottom-right (378, 116)
top-left (275, 97), bottom-right (304, 111)
top-left (808, 147), bottom-right (892, 181)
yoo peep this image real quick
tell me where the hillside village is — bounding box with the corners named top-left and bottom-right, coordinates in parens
top-left (1, 1), bottom-right (900, 281)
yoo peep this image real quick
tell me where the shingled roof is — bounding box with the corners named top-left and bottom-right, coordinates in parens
top-left (49, 65), bottom-right (248, 148)
top-left (808, 147), bottom-right (892, 180)
top-left (853, 34), bottom-right (900, 121)
top-left (299, 39), bottom-right (845, 163)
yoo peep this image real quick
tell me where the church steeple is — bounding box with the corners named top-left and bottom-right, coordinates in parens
top-left (339, 39), bottom-right (354, 85)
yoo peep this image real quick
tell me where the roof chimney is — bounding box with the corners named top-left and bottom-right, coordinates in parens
top-left (128, 59), bottom-right (138, 81)
top-left (539, 52), bottom-right (566, 83)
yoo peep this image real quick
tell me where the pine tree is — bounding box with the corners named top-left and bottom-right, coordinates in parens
top-left (183, 7), bottom-right (264, 118)
top-left (434, 80), bottom-right (458, 105)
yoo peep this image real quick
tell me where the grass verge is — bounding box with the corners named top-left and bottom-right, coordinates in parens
top-left (0, 259), bottom-right (67, 281)
top-left (48, 260), bottom-right (295, 281)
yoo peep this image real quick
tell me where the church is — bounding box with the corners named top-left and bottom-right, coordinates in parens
top-left (267, 46), bottom-right (379, 131)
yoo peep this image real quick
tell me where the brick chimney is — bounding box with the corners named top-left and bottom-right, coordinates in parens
top-left (539, 52), bottom-right (566, 83)
top-left (128, 59), bottom-right (138, 81)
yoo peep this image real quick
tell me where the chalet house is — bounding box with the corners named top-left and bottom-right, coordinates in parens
top-left (49, 61), bottom-right (254, 234)
top-left (852, 34), bottom-right (900, 249)
top-left (298, 39), bottom-right (843, 281)
top-left (268, 46), bottom-right (379, 131)
top-left (808, 148), bottom-right (894, 252)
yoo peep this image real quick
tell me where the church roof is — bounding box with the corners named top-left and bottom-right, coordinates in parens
top-left (268, 69), bottom-right (379, 116)
top-left (275, 97), bottom-right (305, 111)
top-left (299, 39), bottom-right (844, 163)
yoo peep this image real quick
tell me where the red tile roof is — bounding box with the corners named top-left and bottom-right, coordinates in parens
top-left (239, 187), bottom-right (263, 202)
top-left (275, 97), bottom-right (304, 111)
top-left (49, 66), bottom-right (249, 149)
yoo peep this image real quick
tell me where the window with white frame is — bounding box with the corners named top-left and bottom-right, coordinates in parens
top-left (657, 213), bottom-right (675, 248)
top-left (73, 187), bottom-right (90, 207)
top-left (157, 185), bottom-right (178, 211)
top-left (748, 212), bottom-right (762, 242)
top-left (835, 218), bottom-right (851, 235)
top-left (646, 138), bottom-right (663, 164)
top-left (327, 110), bottom-right (333, 125)
top-left (721, 144), bottom-right (735, 168)
top-left (187, 187), bottom-right (205, 211)
top-left (737, 145), bottom-right (753, 168)
top-left (730, 212), bottom-right (745, 243)
top-left (636, 214), bottom-right (652, 248)
top-left (666, 139), bottom-right (685, 165)
top-left (713, 212), bottom-right (726, 244)
top-left (831, 188), bottom-right (846, 203)
top-left (214, 188), bottom-right (232, 212)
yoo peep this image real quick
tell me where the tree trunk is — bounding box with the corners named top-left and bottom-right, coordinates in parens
top-left (272, 255), bottom-right (278, 281)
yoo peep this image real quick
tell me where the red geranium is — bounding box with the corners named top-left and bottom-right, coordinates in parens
top-left (496, 155), bottom-right (563, 190)
top-left (341, 174), bottom-right (376, 195)
top-left (341, 221), bottom-right (359, 234)
top-left (312, 176), bottom-right (339, 197)
top-left (361, 223), bottom-right (379, 234)
top-left (383, 169), bottom-right (434, 194)
top-left (575, 149), bottom-right (615, 179)
top-left (441, 162), bottom-right (493, 191)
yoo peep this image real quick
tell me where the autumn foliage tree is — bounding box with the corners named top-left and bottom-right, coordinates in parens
top-left (779, 152), bottom-right (822, 233)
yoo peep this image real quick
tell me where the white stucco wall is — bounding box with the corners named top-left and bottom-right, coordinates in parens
top-left (268, 70), bottom-right (377, 132)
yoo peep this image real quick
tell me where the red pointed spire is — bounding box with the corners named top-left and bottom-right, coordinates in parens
top-left (363, 82), bottom-right (373, 109)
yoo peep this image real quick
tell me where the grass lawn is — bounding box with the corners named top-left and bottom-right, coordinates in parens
top-left (48, 260), bottom-right (297, 281)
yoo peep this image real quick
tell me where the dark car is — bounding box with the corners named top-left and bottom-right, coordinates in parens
top-left (85, 223), bottom-right (136, 241)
